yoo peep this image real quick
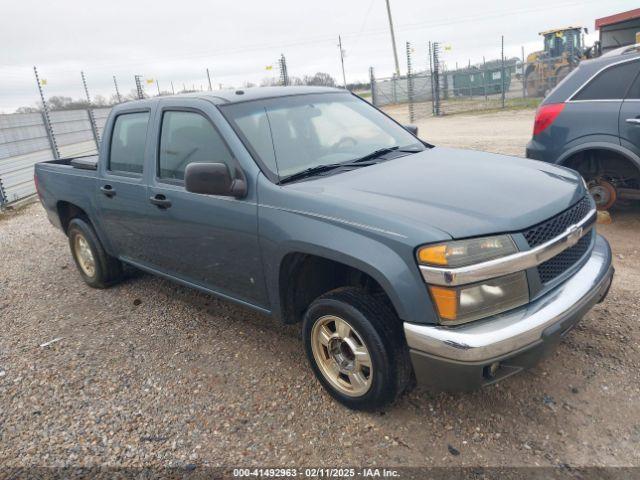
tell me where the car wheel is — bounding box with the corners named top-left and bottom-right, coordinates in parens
top-left (302, 287), bottom-right (412, 411)
top-left (68, 217), bottom-right (122, 288)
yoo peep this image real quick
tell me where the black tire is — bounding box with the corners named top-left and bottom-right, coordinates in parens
top-left (67, 217), bottom-right (122, 288)
top-left (302, 287), bottom-right (413, 411)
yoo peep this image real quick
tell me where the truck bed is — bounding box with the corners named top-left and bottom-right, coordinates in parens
top-left (35, 155), bottom-right (100, 232)
top-left (45, 155), bottom-right (99, 171)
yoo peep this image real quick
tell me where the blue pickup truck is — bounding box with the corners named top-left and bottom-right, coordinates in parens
top-left (35, 87), bottom-right (614, 410)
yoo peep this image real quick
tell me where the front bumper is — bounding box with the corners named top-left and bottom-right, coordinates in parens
top-left (404, 234), bottom-right (614, 391)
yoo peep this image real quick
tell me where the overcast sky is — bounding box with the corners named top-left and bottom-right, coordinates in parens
top-left (0, 0), bottom-right (636, 112)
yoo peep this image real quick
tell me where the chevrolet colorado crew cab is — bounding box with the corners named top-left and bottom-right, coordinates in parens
top-left (35, 87), bottom-right (614, 410)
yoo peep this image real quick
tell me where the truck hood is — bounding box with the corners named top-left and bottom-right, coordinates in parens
top-left (286, 147), bottom-right (586, 240)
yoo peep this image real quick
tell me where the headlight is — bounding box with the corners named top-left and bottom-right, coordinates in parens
top-left (428, 272), bottom-right (529, 324)
top-left (417, 235), bottom-right (529, 324)
top-left (417, 235), bottom-right (517, 267)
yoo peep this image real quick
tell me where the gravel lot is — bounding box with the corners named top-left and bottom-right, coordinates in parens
top-left (1, 108), bottom-right (639, 469)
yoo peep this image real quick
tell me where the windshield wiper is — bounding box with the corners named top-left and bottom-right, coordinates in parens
top-left (279, 163), bottom-right (346, 184)
top-left (279, 145), bottom-right (422, 184)
top-left (349, 146), bottom-right (400, 164)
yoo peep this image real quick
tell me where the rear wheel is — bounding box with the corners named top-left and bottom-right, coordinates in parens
top-left (525, 71), bottom-right (541, 97)
top-left (68, 218), bottom-right (122, 288)
top-left (302, 287), bottom-right (412, 411)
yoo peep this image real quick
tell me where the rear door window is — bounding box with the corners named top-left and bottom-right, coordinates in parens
top-left (625, 68), bottom-right (640, 99)
top-left (109, 112), bottom-right (150, 174)
top-left (573, 60), bottom-right (640, 101)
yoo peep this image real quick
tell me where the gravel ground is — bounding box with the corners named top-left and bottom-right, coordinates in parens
top-left (1, 109), bottom-right (639, 469)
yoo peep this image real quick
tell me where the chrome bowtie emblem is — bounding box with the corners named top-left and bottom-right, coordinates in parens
top-left (567, 225), bottom-right (583, 246)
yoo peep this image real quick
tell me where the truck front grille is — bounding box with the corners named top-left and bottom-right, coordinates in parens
top-left (537, 230), bottom-right (593, 283)
top-left (523, 196), bottom-right (592, 248)
top-left (522, 196), bottom-right (594, 284)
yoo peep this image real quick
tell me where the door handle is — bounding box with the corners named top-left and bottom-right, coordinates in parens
top-left (626, 118), bottom-right (640, 125)
top-left (100, 185), bottom-right (116, 197)
top-left (149, 194), bottom-right (172, 209)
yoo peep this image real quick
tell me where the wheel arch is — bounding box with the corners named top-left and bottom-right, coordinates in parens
top-left (276, 245), bottom-right (413, 326)
top-left (557, 143), bottom-right (640, 172)
top-left (557, 143), bottom-right (640, 181)
top-left (56, 200), bottom-right (90, 234)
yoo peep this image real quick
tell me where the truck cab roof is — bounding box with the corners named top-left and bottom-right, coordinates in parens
top-left (118, 86), bottom-right (345, 109)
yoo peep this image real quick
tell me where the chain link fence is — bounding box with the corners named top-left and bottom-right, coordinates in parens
top-left (370, 38), bottom-right (570, 122)
top-left (0, 45), bottom-right (571, 207)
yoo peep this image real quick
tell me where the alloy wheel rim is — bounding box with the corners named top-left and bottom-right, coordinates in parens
top-left (311, 315), bottom-right (373, 397)
top-left (74, 234), bottom-right (96, 278)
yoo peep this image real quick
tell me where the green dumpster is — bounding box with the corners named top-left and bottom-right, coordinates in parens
top-left (452, 66), bottom-right (512, 96)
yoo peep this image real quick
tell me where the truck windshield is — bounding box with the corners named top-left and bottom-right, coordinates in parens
top-left (220, 92), bottom-right (425, 181)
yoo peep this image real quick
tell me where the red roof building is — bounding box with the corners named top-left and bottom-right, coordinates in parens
top-left (595, 8), bottom-right (640, 53)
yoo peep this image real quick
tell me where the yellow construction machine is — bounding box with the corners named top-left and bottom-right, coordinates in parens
top-left (524, 26), bottom-right (599, 97)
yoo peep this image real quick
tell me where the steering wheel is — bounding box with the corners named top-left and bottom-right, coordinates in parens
top-left (330, 136), bottom-right (358, 152)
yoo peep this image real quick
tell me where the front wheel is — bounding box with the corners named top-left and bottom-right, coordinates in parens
top-left (302, 287), bottom-right (412, 411)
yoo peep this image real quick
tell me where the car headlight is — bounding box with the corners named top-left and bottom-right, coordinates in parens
top-left (417, 236), bottom-right (530, 324)
top-left (417, 235), bottom-right (517, 267)
top-left (428, 272), bottom-right (529, 324)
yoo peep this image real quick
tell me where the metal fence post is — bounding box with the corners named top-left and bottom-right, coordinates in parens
top-left (113, 75), bottom-right (122, 103)
top-left (521, 46), bottom-right (526, 99)
top-left (369, 67), bottom-right (377, 106)
top-left (81, 71), bottom-right (101, 148)
top-left (432, 42), bottom-right (441, 116)
top-left (406, 42), bottom-right (415, 123)
top-left (428, 42), bottom-right (434, 115)
top-left (0, 176), bottom-right (7, 208)
top-left (279, 54), bottom-right (289, 86)
top-left (483, 56), bottom-right (487, 101)
top-left (40, 111), bottom-right (59, 160)
top-left (135, 75), bottom-right (145, 99)
top-left (34, 66), bottom-right (60, 160)
top-left (501, 36), bottom-right (506, 109)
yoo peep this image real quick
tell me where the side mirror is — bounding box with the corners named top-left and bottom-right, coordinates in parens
top-left (404, 124), bottom-right (419, 136)
top-left (185, 162), bottom-right (247, 198)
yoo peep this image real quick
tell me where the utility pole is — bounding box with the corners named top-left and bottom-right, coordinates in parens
top-left (112, 75), bottom-right (122, 103)
top-left (385, 0), bottom-right (401, 78)
top-left (171, 81), bottom-right (175, 95)
top-left (206, 68), bottom-right (213, 91)
top-left (156, 79), bottom-right (161, 96)
top-left (338, 35), bottom-right (347, 89)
